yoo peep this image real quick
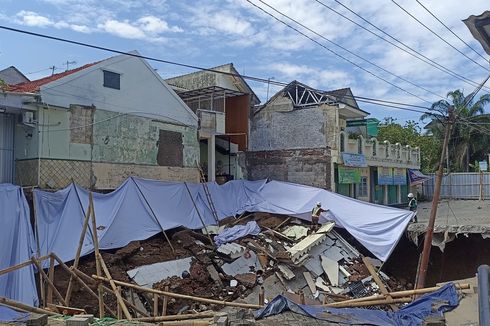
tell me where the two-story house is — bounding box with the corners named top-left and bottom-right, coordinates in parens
top-left (0, 52), bottom-right (200, 189)
top-left (166, 63), bottom-right (260, 183)
top-left (247, 81), bottom-right (420, 205)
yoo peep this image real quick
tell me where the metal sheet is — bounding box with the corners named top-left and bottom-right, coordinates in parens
top-left (0, 114), bottom-right (14, 183)
top-left (423, 172), bottom-right (490, 200)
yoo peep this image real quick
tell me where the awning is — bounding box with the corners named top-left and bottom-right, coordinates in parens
top-left (408, 169), bottom-right (431, 185)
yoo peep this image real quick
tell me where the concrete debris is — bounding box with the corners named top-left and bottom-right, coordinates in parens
top-left (321, 255), bottom-right (339, 286)
top-left (277, 264), bottom-right (295, 280)
top-left (127, 257), bottom-right (193, 288)
top-left (282, 225), bottom-right (309, 240)
top-left (286, 222), bottom-right (335, 263)
top-left (303, 271), bottom-right (316, 294)
top-left (221, 249), bottom-right (258, 276)
top-left (26, 314), bottom-right (48, 326)
top-left (217, 243), bottom-right (246, 259)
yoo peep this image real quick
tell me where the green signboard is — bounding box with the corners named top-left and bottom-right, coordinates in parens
top-left (338, 166), bottom-right (361, 184)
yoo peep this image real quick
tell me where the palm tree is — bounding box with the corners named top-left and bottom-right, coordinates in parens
top-left (421, 90), bottom-right (490, 172)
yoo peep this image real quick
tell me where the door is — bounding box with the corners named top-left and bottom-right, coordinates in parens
top-left (0, 114), bottom-right (14, 183)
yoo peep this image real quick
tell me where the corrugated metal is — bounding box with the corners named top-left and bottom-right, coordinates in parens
top-left (0, 114), bottom-right (14, 183)
top-left (423, 172), bottom-right (490, 199)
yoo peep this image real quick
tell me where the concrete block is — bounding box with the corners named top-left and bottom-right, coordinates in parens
top-left (422, 315), bottom-right (445, 326)
top-left (213, 312), bottom-right (228, 323)
top-left (230, 320), bottom-right (256, 326)
top-left (75, 314), bottom-right (94, 323)
top-left (26, 314), bottom-right (48, 326)
top-left (216, 315), bottom-right (229, 326)
top-left (66, 316), bottom-right (91, 326)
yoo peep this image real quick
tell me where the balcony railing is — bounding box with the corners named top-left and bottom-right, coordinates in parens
top-left (339, 131), bottom-right (420, 167)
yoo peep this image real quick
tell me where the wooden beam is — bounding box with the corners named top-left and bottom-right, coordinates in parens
top-left (46, 255), bottom-right (55, 305)
top-left (30, 257), bottom-right (66, 306)
top-left (93, 275), bottom-right (263, 309)
top-left (50, 253), bottom-right (116, 317)
top-left (362, 256), bottom-right (397, 311)
top-left (135, 311), bottom-right (215, 322)
top-left (97, 253), bottom-right (132, 320)
top-left (325, 297), bottom-right (411, 308)
top-left (65, 195), bottom-right (93, 305)
top-left (0, 296), bottom-right (57, 316)
top-left (162, 285), bottom-right (169, 316)
top-left (0, 255), bottom-right (49, 277)
top-left (89, 192), bottom-right (105, 318)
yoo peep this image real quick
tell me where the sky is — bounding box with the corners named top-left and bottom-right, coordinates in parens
top-left (0, 0), bottom-right (489, 123)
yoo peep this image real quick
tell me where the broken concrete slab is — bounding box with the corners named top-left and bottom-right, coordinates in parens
top-left (321, 255), bottom-right (339, 286)
top-left (286, 222), bottom-right (335, 264)
top-left (207, 264), bottom-right (224, 286)
top-left (222, 250), bottom-right (258, 276)
top-left (303, 271), bottom-right (317, 294)
top-left (127, 257), bottom-right (193, 287)
top-left (217, 243), bottom-right (246, 259)
top-left (26, 314), bottom-right (47, 326)
top-left (282, 225), bottom-right (309, 240)
top-left (277, 264), bottom-right (295, 280)
top-left (66, 317), bottom-right (90, 326)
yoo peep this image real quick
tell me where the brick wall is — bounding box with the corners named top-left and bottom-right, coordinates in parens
top-left (246, 148), bottom-right (332, 189)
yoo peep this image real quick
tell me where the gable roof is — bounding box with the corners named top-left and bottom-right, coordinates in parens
top-left (7, 63), bottom-right (96, 93)
top-left (0, 66), bottom-right (29, 85)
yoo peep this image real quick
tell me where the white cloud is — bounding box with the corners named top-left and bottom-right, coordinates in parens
top-left (137, 16), bottom-right (182, 33)
top-left (13, 10), bottom-right (91, 32)
top-left (97, 16), bottom-right (182, 42)
top-left (97, 20), bottom-right (147, 39)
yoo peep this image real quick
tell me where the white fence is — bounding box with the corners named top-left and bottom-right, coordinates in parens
top-left (422, 172), bottom-right (490, 199)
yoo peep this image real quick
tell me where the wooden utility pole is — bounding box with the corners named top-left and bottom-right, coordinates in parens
top-left (415, 107), bottom-right (454, 289)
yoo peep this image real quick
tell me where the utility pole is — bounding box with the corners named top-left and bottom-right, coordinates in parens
top-left (415, 106), bottom-right (454, 289)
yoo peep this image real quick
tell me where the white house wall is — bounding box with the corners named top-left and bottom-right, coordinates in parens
top-left (39, 54), bottom-right (198, 127)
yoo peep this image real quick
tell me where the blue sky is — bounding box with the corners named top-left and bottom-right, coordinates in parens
top-left (0, 0), bottom-right (489, 123)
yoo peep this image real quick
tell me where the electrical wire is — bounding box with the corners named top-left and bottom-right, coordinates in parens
top-left (0, 23), bottom-right (440, 113)
top-left (414, 0), bottom-right (488, 62)
top-left (245, 0), bottom-right (433, 104)
top-left (325, 0), bottom-right (490, 92)
top-left (391, 0), bottom-right (490, 72)
top-left (255, 0), bottom-right (444, 100)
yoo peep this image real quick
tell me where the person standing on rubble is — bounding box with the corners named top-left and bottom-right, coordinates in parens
top-left (408, 193), bottom-right (418, 222)
top-left (311, 202), bottom-right (326, 231)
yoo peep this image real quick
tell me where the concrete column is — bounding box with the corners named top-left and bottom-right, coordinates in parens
top-left (207, 135), bottom-right (216, 182)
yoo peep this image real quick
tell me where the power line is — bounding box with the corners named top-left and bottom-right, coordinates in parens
top-left (255, 0), bottom-right (443, 100)
top-left (245, 0), bottom-right (433, 104)
top-left (414, 0), bottom-right (488, 62)
top-left (391, 0), bottom-right (490, 72)
top-left (0, 24), bottom-right (437, 114)
top-left (322, 0), bottom-right (490, 92)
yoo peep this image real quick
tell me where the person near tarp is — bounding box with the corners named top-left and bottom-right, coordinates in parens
top-left (408, 193), bottom-right (418, 222)
top-left (311, 202), bottom-right (326, 231)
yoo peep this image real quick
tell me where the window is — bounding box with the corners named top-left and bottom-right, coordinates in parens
top-left (340, 133), bottom-right (345, 152)
top-left (103, 70), bottom-right (120, 89)
top-left (357, 176), bottom-right (368, 197)
top-left (357, 138), bottom-right (363, 154)
top-left (372, 141), bottom-right (377, 156)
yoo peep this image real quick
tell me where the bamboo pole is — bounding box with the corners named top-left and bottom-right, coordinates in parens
top-left (32, 191), bottom-right (45, 307)
top-left (0, 296), bottom-right (58, 316)
top-left (0, 255), bottom-right (50, 277)
top-left (117, 287), bottom-right (122, 320)
top-left (131, 178), bottom-right (175, 252)
top-left (326, 283), bottom-right (471, 306)
top-left (362, 256), bottom-right (397, 311)
top-left (65, 192), bottom-right (93, 305)
top-left (325, 297), bottom-right (411, 308)
top-left (97, 253), bottom-right (132, 320)
top-left (158, 320), bottom-right (212, 326)
top-left (93, 275), bottom-right (263, 309)
top-left (135, 311), bottom-right (215, 322)
top-left (46, 255), bottom-right (55, 305)
top-left (184, 182), bottom-right (214, 245)
top-left (30, 257), bottom-right (66, 306)
top-left (70, 267), bottom-right (149, 317)
top-left (50, 253), bottom-right (116, 316)
top-left (162, 285), bottom-right (169, 316)
top-left (153, 293), bottom-right (158, 317)
top-left (89, 192), bottom-right (105, 318)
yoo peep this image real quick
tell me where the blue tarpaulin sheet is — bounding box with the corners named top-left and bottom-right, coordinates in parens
top-left (215, 221), bottom-right (261, 246)
top-left (256, 283), bottom-right (460, 325)
top-left (0, 184), bottom-right (38, 307)
top-left (0, 306), bottom-right (30, 322)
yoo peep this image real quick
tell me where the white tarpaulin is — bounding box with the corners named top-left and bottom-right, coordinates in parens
top-left (0, 184), bottom-right (38, 306)
top-left (34, 178), bottom-right (412, 263)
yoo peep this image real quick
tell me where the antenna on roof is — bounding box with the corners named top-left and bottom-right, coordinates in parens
top-left (64, 60), bottom-right (77, 71)
top-left (50, 66), bottom-right (57, 75)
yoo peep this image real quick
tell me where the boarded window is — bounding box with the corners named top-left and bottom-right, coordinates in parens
top-left (157, 130), bottom-right (183, 167)
top-left (69, 105), bottom-right (94, 144)
top-left (103, 70), bottom-right (120, 89)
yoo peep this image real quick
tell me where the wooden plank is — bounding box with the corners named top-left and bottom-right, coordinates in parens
top-left (30, 257), bottom-right (66, 306)
top-left (162, 286), bottom-right (169, 316)
top-left (153, 293), bottom-right (158, 317)
top-left (65, 195), bottom-right (93, 305)
top-left (362, 256), bottom-right (398, 311)
top-left (303, 272), bottom-right (317, 294)
top-left (47, 255), bottom-right (55, 305)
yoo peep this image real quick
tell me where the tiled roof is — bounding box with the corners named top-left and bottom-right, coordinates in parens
top-left (7, 62), bottom-right (96, 93)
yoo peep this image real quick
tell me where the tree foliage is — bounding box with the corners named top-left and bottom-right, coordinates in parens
top-left (377, 118), bottom-right (441, 173)
top-left (421, 90), bottom-right (490, 172)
